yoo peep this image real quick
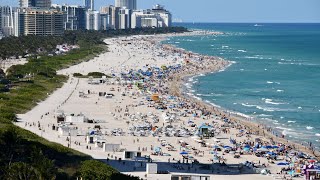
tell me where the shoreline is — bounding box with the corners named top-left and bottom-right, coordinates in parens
top-left (163, 33), bottom-right (320, 160)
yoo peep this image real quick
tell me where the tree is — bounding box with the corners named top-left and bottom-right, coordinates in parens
top-left (78, 160), bottom-right (118, 180)
top-left (4, 162), bottom-right (38, 180)
top-left (0, 68), bottom-right (5, 78)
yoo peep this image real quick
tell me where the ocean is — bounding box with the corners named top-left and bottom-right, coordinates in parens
top-left (164, 23), bottom-right (320, 149)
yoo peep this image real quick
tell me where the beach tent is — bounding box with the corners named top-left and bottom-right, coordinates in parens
top-left (151, 94), bottom-right (160, 102)
top-left (197, 123), bottom-right (212, 136)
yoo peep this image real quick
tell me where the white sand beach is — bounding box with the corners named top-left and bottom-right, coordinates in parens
top-left (15, 32), bottom-right (316, 180)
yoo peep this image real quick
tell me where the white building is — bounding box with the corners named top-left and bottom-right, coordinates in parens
top-left (86, 10), bottom-right (100, 30)
top-left (131, 4), bottom-right (172, 29)
top-left (115, 0), bottom-right (137, 10)
top-left (0, 6), bottom-right (16, 37)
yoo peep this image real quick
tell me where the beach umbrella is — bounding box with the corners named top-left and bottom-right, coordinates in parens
top-left (243, 147), bottom-right (250, 152)
top-left (239, 129), bottom-right (245, 133)
top-left (309, 159), bottom-right (317, 163)
top-left (277, 162), bottom-right (289, 166)
top-left (243, 144), bottom-right (250, 148)
top-left (224, 146), bottom-right (232, 149)
top-left (212, 145), bottom-right (220, 149)
top-left (180, 151), bottom-right (188, 155)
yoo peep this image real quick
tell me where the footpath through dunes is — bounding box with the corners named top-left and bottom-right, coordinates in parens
top-left (14, 31), bottom-right (318, 180)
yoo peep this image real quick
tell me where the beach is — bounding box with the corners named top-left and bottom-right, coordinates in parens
top-left (15, 31), bottom-right (318, 180)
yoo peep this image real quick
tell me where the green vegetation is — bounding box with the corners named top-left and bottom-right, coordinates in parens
top-left (73, 72), bottom-right (112, 78)
top-left (0, 26), bottom-right (188, 179)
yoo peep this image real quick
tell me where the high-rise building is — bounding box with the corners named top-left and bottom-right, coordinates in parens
top-left (100, 13), bottom-right (110, 30)
top-left (119, 8), bottom-right (131, 29)
top-left (115, 0), bottom-right (137, 10)
top-left (84, 0), bottom-right (94, 11)
top-left (131, 4), bottom-right (172, 29)
top-left (100, 5), bottom-right (120, 29)
top-left (15, 9), bottom-right (63, 36)
top-left (86, 10), bottom-right (100, 30)
top-left (52, 4), bottom-right (86, 30)
top-left (19, 0), bottom-right (51, 8)
top-left (0, 6), bottom-right (17, 37)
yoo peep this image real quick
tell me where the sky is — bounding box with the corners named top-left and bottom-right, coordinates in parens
top-left (2, 0), bottom-right (320, 23)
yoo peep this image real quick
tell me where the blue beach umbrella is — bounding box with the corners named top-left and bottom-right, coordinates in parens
top-left (180, 151), bottom-right (188, 155)
top-left (277, 162), bottom-right (289, 166)
top-left (243, 147), bottom-right (250, 152)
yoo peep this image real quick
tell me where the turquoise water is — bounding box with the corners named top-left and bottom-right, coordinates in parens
top-left (165, 23), bottom-right (320, 148)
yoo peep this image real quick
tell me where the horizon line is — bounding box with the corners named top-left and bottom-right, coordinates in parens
top-left (173, 22), bottom-right (320, 24)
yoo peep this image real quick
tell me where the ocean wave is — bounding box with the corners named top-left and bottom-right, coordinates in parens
top-left (306, 126), bottom-right (314, 130)
top-left (276, 127), bottom-right (292, 131)
top-left (258, 114), bottom-right (273, 117)
top-left (256, 106), bottom-right (276, 112)
top-left (278, 62), bottom-right (320, 66)
top-left (241, 103), bottom-right (256, 107)
top-left (238, 49), bottom-right (247, 52)
top-left (262, 98), bottom-right (287, 105)
top-left (315, 133), bottom-right (320, 137)
top-left (287, 121), bottom-right (296, 123)
top-left (277, 89), bottom-right (284, 92)
top-left (267, 81), bottom-right (281, 85)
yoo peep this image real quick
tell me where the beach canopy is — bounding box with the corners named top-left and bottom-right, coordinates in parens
top-left (180, 151), bottom-right (188, 155)
top-left (277, 162), bottom-right (289, 166)
top-left (257, 148), bottom-right (269, 152)
top-left (155, 147), bottom-right (161, 152)
top-left (224, 145), bottom-right (232, 149)
top-left (243, 147), bottom-right (250, 152)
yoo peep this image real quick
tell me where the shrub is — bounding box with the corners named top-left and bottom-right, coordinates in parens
top-left (73, 73), bottom-right (83, 77)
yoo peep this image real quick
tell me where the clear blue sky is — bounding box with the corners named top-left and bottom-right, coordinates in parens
top-left (3, 0), bottom-right (320, 23)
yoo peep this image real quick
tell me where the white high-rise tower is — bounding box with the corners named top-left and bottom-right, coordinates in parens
top-left (115, 0), bottom-right (137, 10)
